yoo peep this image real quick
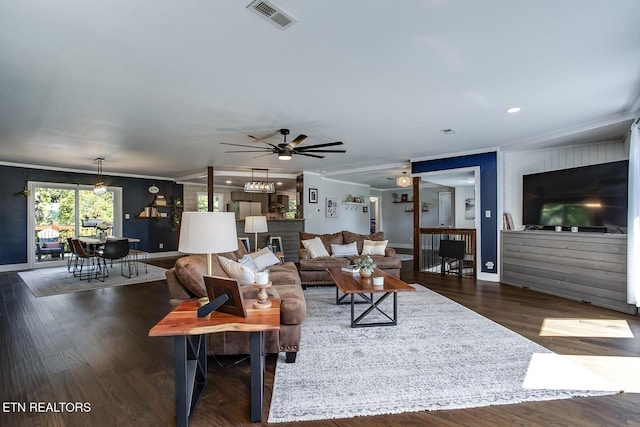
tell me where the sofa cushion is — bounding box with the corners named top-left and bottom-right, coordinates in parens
top-left (219, 256), bottom-right (255, 286)
top-left (174, 254), bottom-right (227, 297)
top-left (298, 256), bottom-right (351, 271)
top-left (343, 231), bottom-right (385, 254)
top-left (365, 254), bottom-right (402, 269)
top-left (300, 231), bottom-right (343, 253)
top-left (267, 262), bottom-right (302, 286)
top-left (330, 242), bottom-right (359, 257)
top-left (276, 284), bottom-right (307, 325)
top-left (301, 237), bottom-right (330, 258)
top-left (361, 239), bottom-right (388, 256)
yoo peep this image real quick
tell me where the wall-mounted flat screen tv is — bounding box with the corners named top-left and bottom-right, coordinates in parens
top-left (522, 160), bottom-right (628, 231)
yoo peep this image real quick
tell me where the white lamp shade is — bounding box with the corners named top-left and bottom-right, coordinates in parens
top-left (244, 216), bottom-right (268, 233)
top-left (178, 212), bottom-right (238, 254)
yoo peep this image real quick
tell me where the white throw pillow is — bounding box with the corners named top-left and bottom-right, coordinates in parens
top-left (330, 242), bottom-right (359, 257)
top-left (361, 239), bottom-right (388, 256)
top-left (301, 237), bottom-right (330, 258)
top-left (218, 256), bottom-right (255, 286)
top-left (249, 247), bottom-right (281, 270)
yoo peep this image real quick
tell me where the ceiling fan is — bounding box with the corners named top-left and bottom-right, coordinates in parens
top-left (221, 128), bottom-right (346, 160)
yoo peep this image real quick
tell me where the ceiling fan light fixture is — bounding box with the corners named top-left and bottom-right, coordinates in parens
top-left (396, 171), bottom-right (412, 188)
top-left (278, 151), bottom-right (292, 160)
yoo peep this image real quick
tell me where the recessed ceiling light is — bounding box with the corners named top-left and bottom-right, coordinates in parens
top-left (506, 107), bottom-right (521, 113)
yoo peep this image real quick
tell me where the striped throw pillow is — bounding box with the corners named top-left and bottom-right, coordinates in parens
top-left (361, 239), bottom-right (388, 256)
top-left (330, 242), bottom-right (359, 257)
top-left (302, 237), bottom-right (330, 258)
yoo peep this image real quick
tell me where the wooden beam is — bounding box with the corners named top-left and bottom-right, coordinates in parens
top-left (208, 166), bottom-right (214, 212)
top-left (412, 176), bottom-right (421, 272)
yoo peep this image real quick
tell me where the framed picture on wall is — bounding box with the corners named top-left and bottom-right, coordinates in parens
top-left (326, 198), bottom-right (339, 217)
top-left (309, 188), bottom-right (318, 203)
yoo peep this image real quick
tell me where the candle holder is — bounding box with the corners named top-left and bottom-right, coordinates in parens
top-left (253, 281), bottom-right (272, 309)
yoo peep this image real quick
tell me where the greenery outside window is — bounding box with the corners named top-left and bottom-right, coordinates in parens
top-left (197, 192), bottom-right (224, 212)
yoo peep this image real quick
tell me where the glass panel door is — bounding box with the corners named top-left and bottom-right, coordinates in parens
top-left (34, 185), bottom-right (76, 264)
top-left (79, 189), bottom-right (114, 236)
top-left (29, 182), bottom-right (120, 266)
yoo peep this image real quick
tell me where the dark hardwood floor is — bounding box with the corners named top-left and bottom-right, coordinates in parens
top-left (2, 258), bottom-right (639, 427)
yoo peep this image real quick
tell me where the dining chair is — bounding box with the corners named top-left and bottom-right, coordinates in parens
top-left (66, 237), bottom-right (77, 273)
top-left (99, 239), bottom-right (132, 279)
top-left (71, 238), bottom-right (102, 281)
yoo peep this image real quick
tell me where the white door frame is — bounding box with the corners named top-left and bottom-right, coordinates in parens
top-left (27, 181), bottom-right (123, 268)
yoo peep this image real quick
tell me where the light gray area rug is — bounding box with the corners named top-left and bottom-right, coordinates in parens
top-left (268, 286), bottom-right (613, 423)
top-left (19, 264), bottom-right (167, 297)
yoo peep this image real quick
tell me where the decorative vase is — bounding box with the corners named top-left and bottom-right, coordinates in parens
top-left (359, 268), bottom-right (373, 278)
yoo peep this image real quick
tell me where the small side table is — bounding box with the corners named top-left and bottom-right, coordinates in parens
top-left (149, 299), bottom-right (281, 426)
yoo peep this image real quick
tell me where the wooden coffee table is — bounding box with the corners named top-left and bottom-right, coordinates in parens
top-left (149, 298), bottom-right (280, 426)
top-left (326, 267), bottom-right (415, 328)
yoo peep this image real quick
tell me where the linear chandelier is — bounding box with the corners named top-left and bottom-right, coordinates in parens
top-left (93, 157), bottom-right (107, 195)
top-left (244, 168), bottom-right (275, 193)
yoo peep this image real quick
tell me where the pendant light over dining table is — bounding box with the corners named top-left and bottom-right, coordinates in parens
top-left (93, 157), bottom-right (107, 195)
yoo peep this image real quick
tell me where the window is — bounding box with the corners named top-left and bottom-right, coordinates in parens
top-left (197, 192), bottom-right (224, 212)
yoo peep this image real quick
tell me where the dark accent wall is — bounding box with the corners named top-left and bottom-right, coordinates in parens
top-left (412, 152), bottom-right (498, 274)
top-left (0, 164), bottom-right (183, 266)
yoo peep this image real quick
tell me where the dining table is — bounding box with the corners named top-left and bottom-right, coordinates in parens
top-left (77, 236), bottom-right (144, 275)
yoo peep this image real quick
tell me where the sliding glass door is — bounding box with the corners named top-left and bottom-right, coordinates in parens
top-left (28, 182), bottom-right (122, 267)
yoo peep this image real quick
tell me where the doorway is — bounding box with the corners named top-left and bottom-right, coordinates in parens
top-left (27, 182), bottom-right (122, 267)
top-left (369, 196), bottom-right (380, 233)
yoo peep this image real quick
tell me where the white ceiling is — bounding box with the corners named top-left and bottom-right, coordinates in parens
top-left (1, 1), bottom-right (639, 192)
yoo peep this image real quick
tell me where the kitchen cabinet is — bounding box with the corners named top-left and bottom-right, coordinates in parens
top-left (228, 201), bottom-right (262, 220)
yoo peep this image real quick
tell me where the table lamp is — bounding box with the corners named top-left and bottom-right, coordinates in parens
top-left (244, 216), bottom-right (268, 252)
top-left (179, 212), bottom-right (238, 316)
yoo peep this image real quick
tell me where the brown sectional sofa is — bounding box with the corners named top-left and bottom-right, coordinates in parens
top-left (165, 241), bottom-right (306, 363)
top-left (297, 230), bottom-right (402, 286)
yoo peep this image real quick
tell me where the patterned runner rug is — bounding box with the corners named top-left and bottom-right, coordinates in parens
top-left (18, 264), bottom-right (167, 297)
top-left (268, 285), bottom-right (616, 423)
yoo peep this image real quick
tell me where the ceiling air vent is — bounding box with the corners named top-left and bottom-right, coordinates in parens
top-left (247, 0), bottom-right (297, 29)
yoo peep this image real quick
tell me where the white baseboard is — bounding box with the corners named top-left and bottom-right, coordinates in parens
top-left (0, 263), bottom-right (30, 273)
top-left (477, 271), bottom-right (500, 282)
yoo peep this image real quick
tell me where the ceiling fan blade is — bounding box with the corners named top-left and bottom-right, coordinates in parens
top-left (295, 141), bottom-right (344, 150)
top-left (296, 152), bottom-right (325, 159)
top-left (298, 149), bottom-right (346, 153)
top-left (225, 150), bottom-right (272, 153)
top-left (221, 142), bottom-right (271, 149)
top-left (286, 134), bottom-right (307, 149)
top-left (248, 131), bottom-right (280, 147)
top-left (251, 153), bottom-right (276, 159)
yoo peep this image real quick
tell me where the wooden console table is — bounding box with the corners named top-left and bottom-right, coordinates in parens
top-left (149, 299), bottom-right (280, 425)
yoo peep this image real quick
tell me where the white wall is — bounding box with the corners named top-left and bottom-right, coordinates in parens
top-left (379, 185), bottom-right (454, 248)
top-left (381, 188), bottom-right (414, 248)
top-left (454, 186), bottom-right (476, 228)
top-left (502, 141), bottom-right (628, 228)
top-left (303, 172), bottom-right (369, 234)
